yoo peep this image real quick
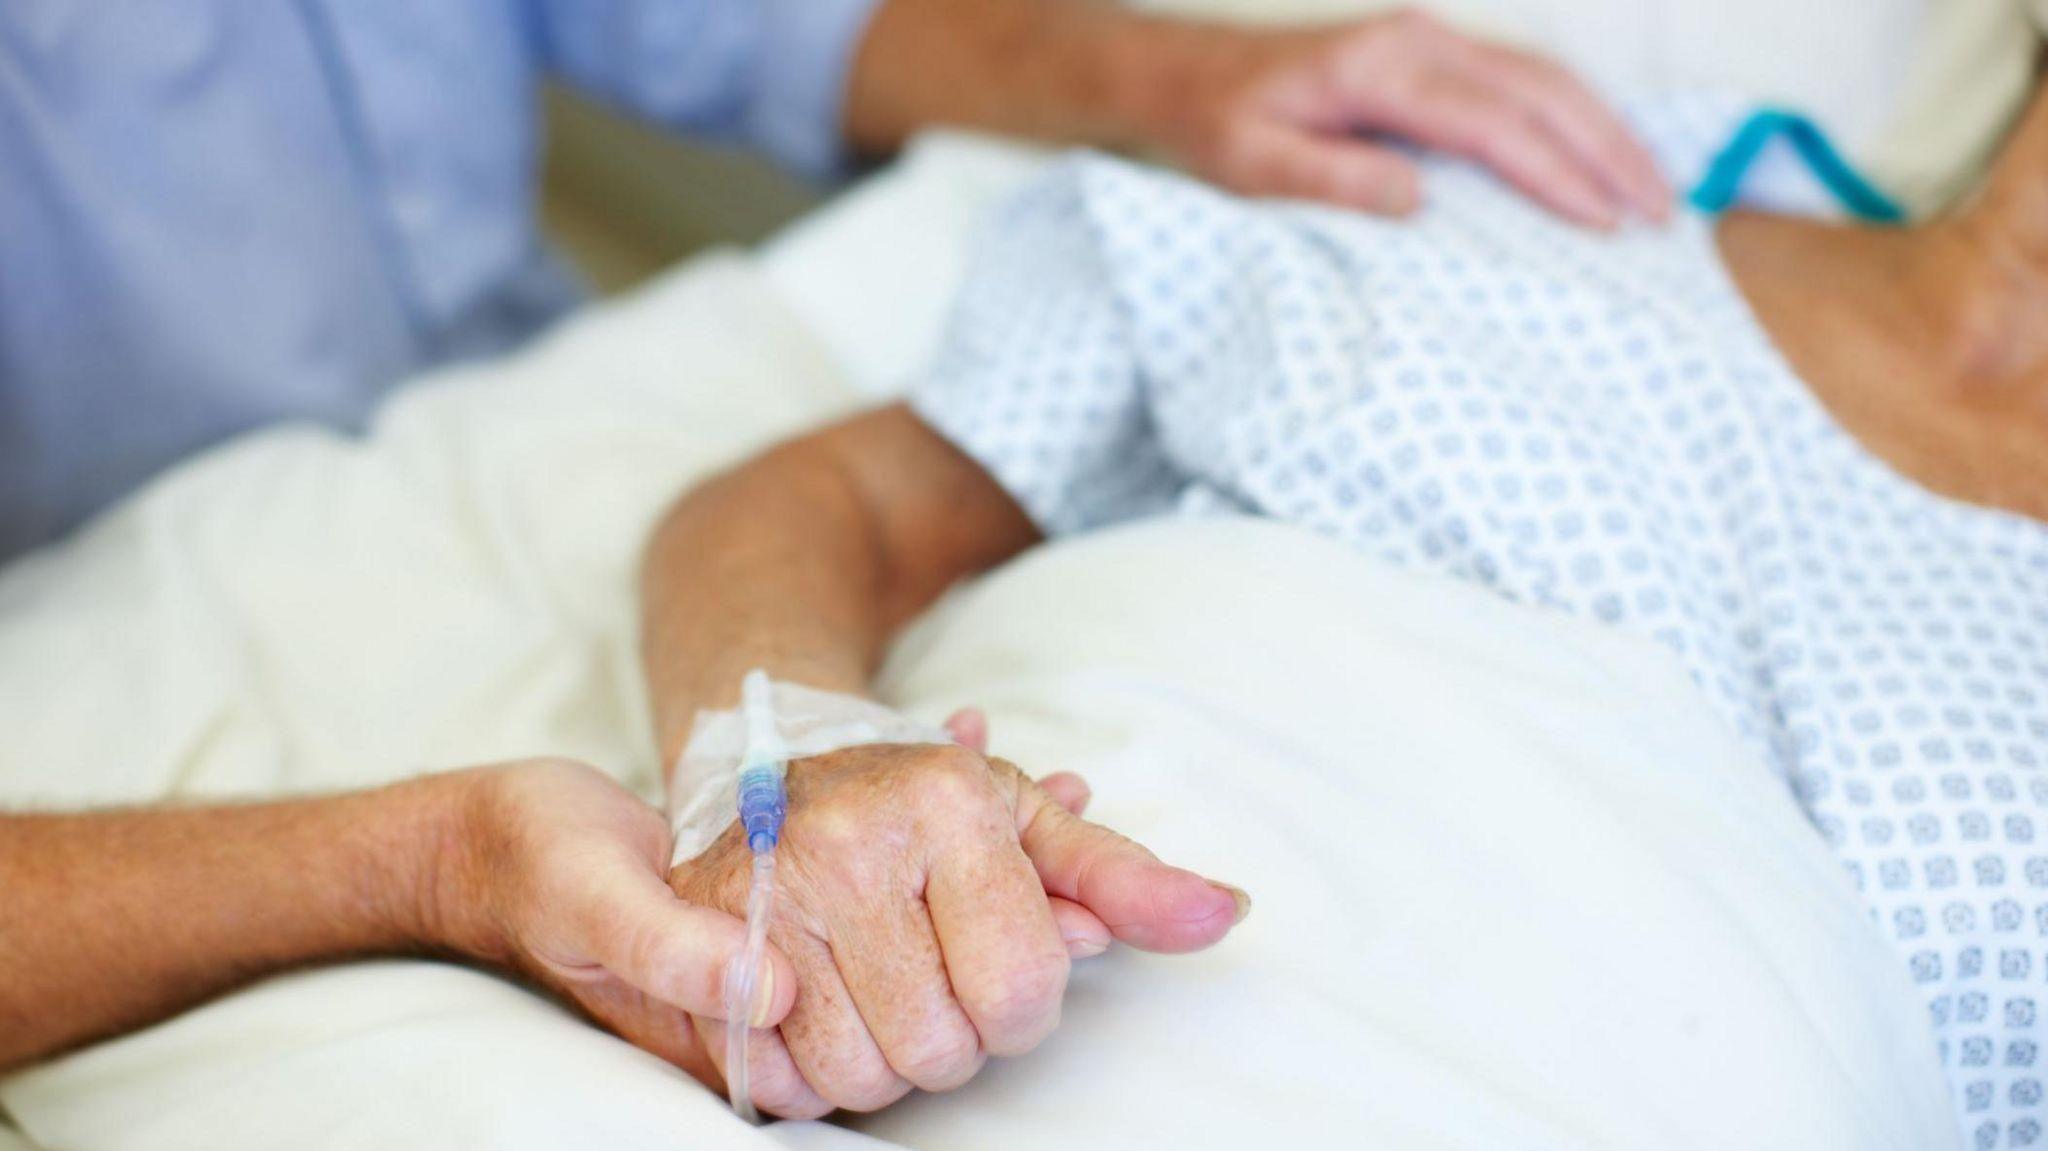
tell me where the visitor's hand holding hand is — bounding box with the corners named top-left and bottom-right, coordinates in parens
top-left (665, 736), bottom-right (1248, 1118)
top-left (429, 759), bottom-right (795, 1089)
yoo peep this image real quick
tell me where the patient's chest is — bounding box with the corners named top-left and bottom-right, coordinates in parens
top-left (916, 114), bottom-right (2048, 1141)
top-left (1066, 127), bottom-right (2048, 774)
top-left (1133, 151), bottom-right (2048, 1143)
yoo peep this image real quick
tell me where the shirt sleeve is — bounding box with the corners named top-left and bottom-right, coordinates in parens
top-left (533, 0), bottom-right (882, 179)
top-left (909, 160), bottom-right (1186, 538)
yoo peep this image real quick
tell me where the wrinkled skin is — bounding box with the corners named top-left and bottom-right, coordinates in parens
top-left (667, 741), bottom-right (1245, 1118)
top-left (446, 760), bottom-right (783, 1086)
top-left (1717, 78), bottom-right (2048, 523)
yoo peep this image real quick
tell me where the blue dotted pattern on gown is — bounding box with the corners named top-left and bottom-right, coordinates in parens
top-left (911, 92), bottom-right (2048, 1149)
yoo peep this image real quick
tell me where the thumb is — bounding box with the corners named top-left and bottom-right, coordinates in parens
top-left (574, 864), bottom-right (800, 1028)
top-left (999, 762), bottom-right (1249, 953)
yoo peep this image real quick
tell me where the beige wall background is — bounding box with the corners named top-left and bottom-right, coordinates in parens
top-left (538, 86), bottom-right (825, 294)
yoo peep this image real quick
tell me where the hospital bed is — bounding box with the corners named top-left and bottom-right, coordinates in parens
top-left (0, 123), bottom-right (1959, 1148)
top-left (12, 1), bottom-right (2027, 1145)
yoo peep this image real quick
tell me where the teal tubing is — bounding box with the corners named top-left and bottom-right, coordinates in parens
top-left (1687, 107), bottom-right (1906, 224)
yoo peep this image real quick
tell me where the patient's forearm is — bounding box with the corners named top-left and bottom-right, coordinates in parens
top-left (0, 776), bottom-right (466, 1071)
top-left (639, 406), bottom-right (1038, 769)
top-left (638, 432), bottom-right (898, 757)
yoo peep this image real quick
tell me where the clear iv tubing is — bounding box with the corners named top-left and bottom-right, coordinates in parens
top-left (723, 670), bottom-right (787, 1125)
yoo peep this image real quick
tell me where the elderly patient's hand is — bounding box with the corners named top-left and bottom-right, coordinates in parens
top-left (667, 742), bottom-right (1249, 1118)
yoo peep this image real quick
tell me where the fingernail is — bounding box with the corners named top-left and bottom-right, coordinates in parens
top-left (1067, 936), bottom-right (1109, 959)
top-left (748, 962), bottom-right (776, 1028)
top-left (1210, 882), bottom-right (1252, 924)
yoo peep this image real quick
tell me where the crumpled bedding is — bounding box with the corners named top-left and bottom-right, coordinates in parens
top-left (0, 193), bottom-right (1954, 1148)
top-left (0, 254), bottom-right (855, 811)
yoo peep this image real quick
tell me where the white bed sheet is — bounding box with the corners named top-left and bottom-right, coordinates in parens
top-left (0, 143), bottom-right (1956, 1148)
top-left (760, 131), bottom-right (1054, 399)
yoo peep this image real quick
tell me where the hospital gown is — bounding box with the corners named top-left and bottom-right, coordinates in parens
top-left (911, 98), bottom-right (2048, 1149)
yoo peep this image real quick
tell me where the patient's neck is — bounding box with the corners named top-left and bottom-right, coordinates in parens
top-left (1716, 143), bottom-right (2048, 521)
top-left (1717, 211), bottom-right (2048, 521)
top-left (1717, 80), bottom-right (2048, 521)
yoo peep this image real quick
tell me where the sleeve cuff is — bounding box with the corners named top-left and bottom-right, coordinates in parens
top-left (749, 0), bottom-right (885, 180)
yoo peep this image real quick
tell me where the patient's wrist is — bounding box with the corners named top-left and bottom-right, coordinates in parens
top-left (666, 677), bottom-right (953, 864)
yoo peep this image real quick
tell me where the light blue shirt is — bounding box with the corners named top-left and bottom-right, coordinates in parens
top-left (0, 0), bottom-right (879, 556)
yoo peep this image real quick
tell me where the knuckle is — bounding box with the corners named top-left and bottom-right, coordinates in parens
top-left (794, 1030), bottom-right (910, 1112)
top-left (796, 799), bottom-right (868, 856)
top-left (970, 954), bottom-right (1071, 1053)
top-left (797, 746), bottom-right (1000, 846)
top-left (903, 747), bottom-right (995, 810)
top-left (983, 754), bottom-right (1024, 779)
top-left (819, 1063), bottom-right (912, 1113)
top-left (742, 1041), bottom-right (829, 1119)
top-left (891, 1024), bottom-right (985, 1091)
top-left (755, 1073), bottom-right (832, 1121)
